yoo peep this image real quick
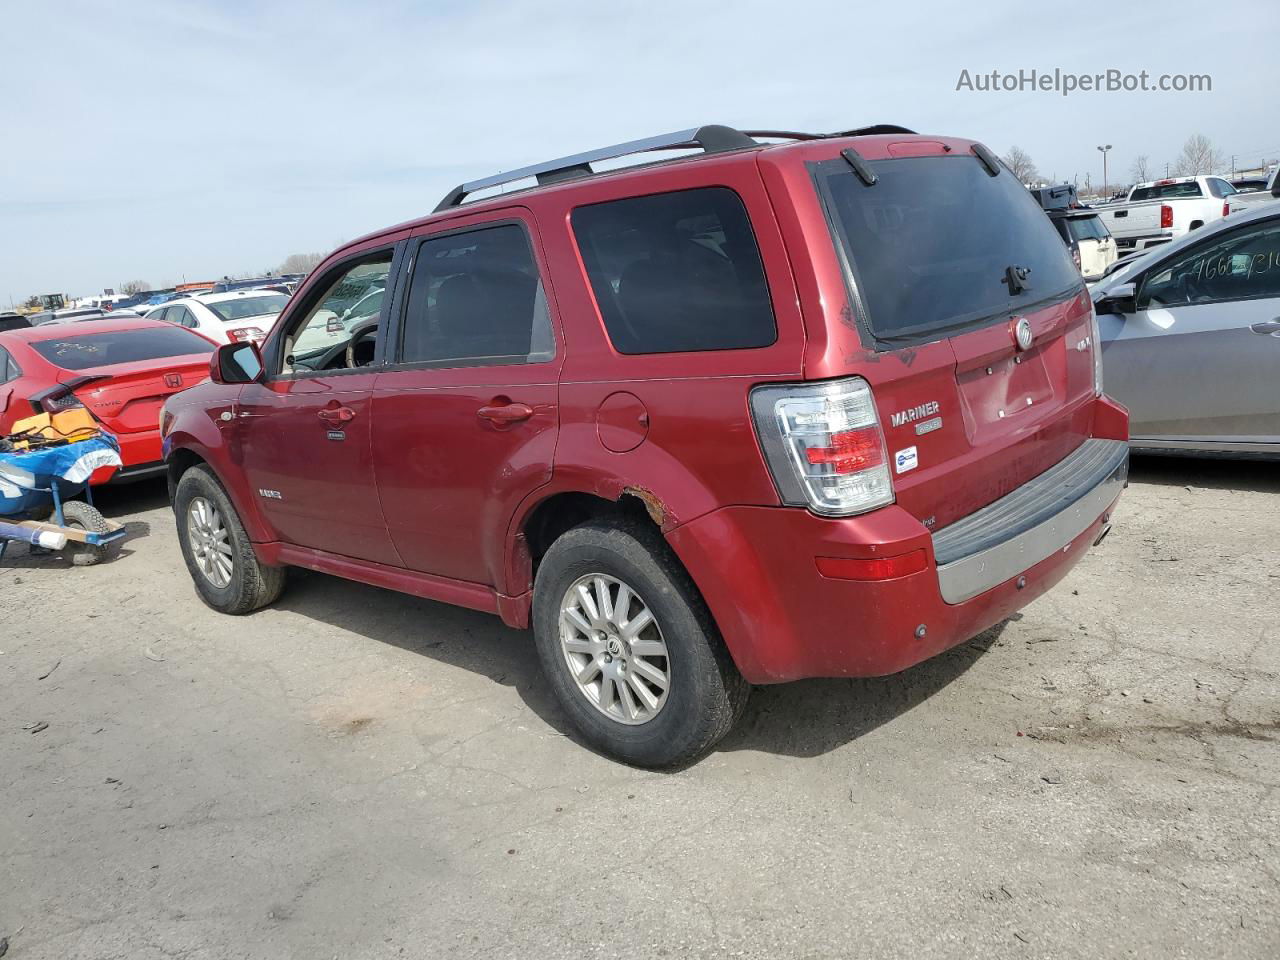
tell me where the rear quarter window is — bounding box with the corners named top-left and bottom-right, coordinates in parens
top-left (571, 186), bottom-right (776, 354)
top-left (30, 326), bottom-right (213, 371)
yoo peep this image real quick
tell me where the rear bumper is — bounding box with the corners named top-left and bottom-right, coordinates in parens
top-left (89, 430), bottom-right (163, 485)
top-left (933, 439), bottom-right (1128, 603)
top-left (667, 419), bottom-right (1128, 684)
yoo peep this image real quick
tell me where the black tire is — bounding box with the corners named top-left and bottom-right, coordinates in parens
top-left (60, 500), bottom-right (116, 566)
top-left (174, 464), bottom-right (285, 614)
top-left (532, 519), bottom-right (748, 768)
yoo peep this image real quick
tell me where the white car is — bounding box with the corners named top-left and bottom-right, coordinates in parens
top-left (151, 290), bottom-right (290, 345)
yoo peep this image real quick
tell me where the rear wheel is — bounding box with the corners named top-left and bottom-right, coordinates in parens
top-left (174, 465), bottom-right (285, 614)
top-left (532, 519), bottom-right (748, 768)
top-left (60, 500), bottom-right (117, 566)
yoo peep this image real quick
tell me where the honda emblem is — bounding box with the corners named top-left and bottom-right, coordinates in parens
top-left (164, 372), bottom-right (184, 388)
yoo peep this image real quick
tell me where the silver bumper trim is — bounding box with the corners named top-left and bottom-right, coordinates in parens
top-left (933, 439), bottom-right (1128, 604)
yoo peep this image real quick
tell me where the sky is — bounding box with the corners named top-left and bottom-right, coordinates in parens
top-left (2, 0), bottom-right (1275, 303)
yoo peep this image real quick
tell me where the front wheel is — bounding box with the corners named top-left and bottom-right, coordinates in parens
top-left (174, 465), bottom-right (285, 614)
top-left (532, 520), bottom-right (748, 768)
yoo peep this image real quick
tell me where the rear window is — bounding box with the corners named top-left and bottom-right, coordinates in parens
top-left (30, 326), bottom-right (213, 371)
top-left (816, 154), bottom-right (1081, 340)
top-left (571, 187), bottom-right (776, 354)
top-left (1130, 181), bottom-right (1203, 201)
top-left (204, 295), bottom-right (288, 322)
top-left (1063, 215), bottom-right (1109, 242)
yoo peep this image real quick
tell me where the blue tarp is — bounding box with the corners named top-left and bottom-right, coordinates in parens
top-left (0, 434), bottom-right (122, 515)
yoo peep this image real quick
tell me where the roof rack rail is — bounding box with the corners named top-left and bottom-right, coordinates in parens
top-left (434, 124), bottom-right (756, 212)
top-left (433, 123), bottom-right (919, 212)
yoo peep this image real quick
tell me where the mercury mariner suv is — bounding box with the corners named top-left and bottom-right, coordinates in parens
top-left (162, 124), bottom-right (1129, 767)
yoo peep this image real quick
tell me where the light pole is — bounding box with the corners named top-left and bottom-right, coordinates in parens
top-left (1097, 144), bottom-right (1112, 198)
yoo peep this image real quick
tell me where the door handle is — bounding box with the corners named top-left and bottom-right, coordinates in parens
top-left (318, 405), bottom-right (355, 424)
top-left (1250, 319), bottom-right (1280, 336)
top-left (478, 401), bottom-right (534, 424)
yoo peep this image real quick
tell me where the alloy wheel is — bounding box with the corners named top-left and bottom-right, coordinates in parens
top-left (187, 496), bottom-right (233, 588)
top-left (558, 573), bottom-right (671, 725)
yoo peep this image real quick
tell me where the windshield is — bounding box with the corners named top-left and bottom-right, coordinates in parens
top-left (205, 295), bottom-right (288, 322)
top-left (30, 327), bottom-right (214, 371)
top-left (816, 154), bottom-right (1082, 340)
top-left (1064, 216), bottom-right (1110, 242)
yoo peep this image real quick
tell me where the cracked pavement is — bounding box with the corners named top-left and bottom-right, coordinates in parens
top-left (2, 456), bottom-right (1277, 959)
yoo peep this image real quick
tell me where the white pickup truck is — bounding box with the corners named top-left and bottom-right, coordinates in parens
top-left (1226, 168), bottom-right (1280, 213)
top-left (1094, 175), bottom-right (1238, 252)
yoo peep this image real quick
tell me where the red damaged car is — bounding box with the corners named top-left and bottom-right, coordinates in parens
top-left (161, 124), bottom-right (1128, 767)
top-left (1, 316), bottom-right (214, 483)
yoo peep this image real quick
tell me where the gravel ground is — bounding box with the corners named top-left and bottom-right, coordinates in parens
top-left (2, 456), bottom-right (1277, 960)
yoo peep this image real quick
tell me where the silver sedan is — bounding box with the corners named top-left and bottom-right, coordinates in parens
top-left (1091, 203), bottom-right (1280, 458)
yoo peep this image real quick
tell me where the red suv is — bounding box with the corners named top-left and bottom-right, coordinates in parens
top-left (162, 125), bottom-right (1128, 767)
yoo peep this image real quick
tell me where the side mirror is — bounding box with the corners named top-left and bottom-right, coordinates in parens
top-left (1093, 281), bottom-right (1137, 316)
top-left (210, 342), bottom-right (265, 385)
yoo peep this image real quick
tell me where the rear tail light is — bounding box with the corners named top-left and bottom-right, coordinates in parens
top-left (228, 327), bottom-right (265, 343)
top-left (29, 384), bottom-right (88, 414)
top-left (1070, 244), bottom-right (1082, 273)
top-left (750, 377), bottom-right (894, 516)
top-left (1223, 201), bottom-right (1230, 218)
top-left (1160, 204), bottom-right (1173, 228)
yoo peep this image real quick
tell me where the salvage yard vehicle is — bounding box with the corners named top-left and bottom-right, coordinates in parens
top-left (1225, 168), bottom-right (1280, 213)
top-left (1092, 202), bottom-right (1280, 458)
top-left (162, 123), bottom-right (1129, 767)
top-left (1, 316), bottom-right (215, 483)
top-left (152, 290), bottom-right (290, 345)
top-left (1033, 185), bottom-right (1119, 281)
top-left (1096, 175), bottom-right (1238, 252)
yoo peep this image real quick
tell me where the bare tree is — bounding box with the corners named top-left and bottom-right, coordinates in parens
top-left (278, 252), bottom-right (325, 275)
top-left (1130, 155), bottom-right (1152, 182)
top-left (1172, 134), bottom-right (1223, 177)
top-left (120, 280), bottom-right (152, 296)
top-left (1001, 146), bottom-right (1040, 184)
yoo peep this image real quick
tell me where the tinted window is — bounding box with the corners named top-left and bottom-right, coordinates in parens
top-left (0, 346), bottom-right (16, 382)
top-left (1206, 178), bottom-right (1237, 199)
top-left (817, 155), bottom-right (1081, 339)
top-left (400, 224), bottom-right (554, 366)
top-left (30, 326), bottom-right (214, 371)
top-left (1130, 181), bottom-right (1203, 201)
top-left (572, 187), bottom-right (776, 354)
top-left (204, 295), bottom-right (289, 322)
top-left (1064, 216), bottom-right (1109, 242)
top-left (1139, 220), bottom-right (1280, 308)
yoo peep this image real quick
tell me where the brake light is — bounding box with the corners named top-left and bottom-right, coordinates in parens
top-left (1160, 204), bottom-right (1173, 228)
top-left (750, 377), bottom-right (894, 516)
top-left (228, 327), bottom-right (265, 343)
top-left (49, 393), bottom-right (86, 411)
top-left (1070, 244), bottom-right (1082, 273)
top-left (1223, 201), bottom-right (1230, 218)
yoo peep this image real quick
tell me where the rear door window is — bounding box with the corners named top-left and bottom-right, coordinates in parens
top-left (571, 187), bottom-right (776, 354)
top-left (398, 223), bottom-right (554, 367)
top-left (815, 154), bottom-right (1081, 342)
top-left (29, 326), bottom-right (214, 371)
top-left (1138, 220), bottom-right (1280, 308)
